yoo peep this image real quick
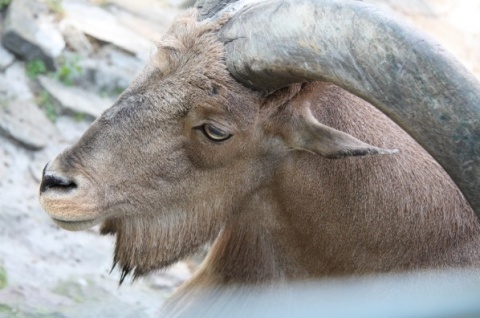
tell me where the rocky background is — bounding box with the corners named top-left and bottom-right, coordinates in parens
top-left (0, 0), bottom-right (478, 317)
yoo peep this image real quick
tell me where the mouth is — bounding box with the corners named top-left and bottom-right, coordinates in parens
top-left (52, 218), bottom-right (101, 231)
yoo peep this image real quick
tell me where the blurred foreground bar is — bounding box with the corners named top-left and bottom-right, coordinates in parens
top-left (175, 270), bottom-right (480, 318)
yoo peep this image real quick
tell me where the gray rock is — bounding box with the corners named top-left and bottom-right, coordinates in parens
top-left (62, 1), bottom-right (153, 61)
top-left (1, 0), bottom-right (65, 70)
top-left (390, 0), bottom-right (437, 16)
top-left (365, 0), bottom-right (436, 17)
top-left (38, 76), bottom-right (114, 119)
top-left (148, 262), bottom-right (191, 290)
top-left (0, 285), bottom-right (74, 315)
top-left (110, 4), bottom-right (175, 41)
top-left (0, 99), bottom-right (57, 150)
top-left (98, 45), bottom-right (144, 74)
top-left (59, 45), bottom-right (144, 95)
top-left (59, 22), bottom-right (95, 57)
top-left (0, 45), bottom-right (15, 71)
top-left (0, 62), bottom-right (34, 101)
top-left (165, 0), bottom-right (195, 9)
top-left (0, 62), bottom-right (54, 150)
top-left (54, 115), bottom-right (92, 144)
top-left (106, 0), bottom-right (179, 23)
top-left (82, 59), bottom-right (132, 95)
top-left (80, 46), bottom-right (144, 94)
top-left (0, 140), bottom-right (12, 182)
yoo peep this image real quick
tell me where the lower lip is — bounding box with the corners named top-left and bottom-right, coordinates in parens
top-left (52, 218), bottom-right (100, 231)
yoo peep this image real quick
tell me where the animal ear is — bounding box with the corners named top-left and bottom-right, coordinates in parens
top-left (284, 107), bottom-right (398, 159)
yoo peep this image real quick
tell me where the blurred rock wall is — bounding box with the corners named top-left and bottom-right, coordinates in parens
top-left (365, 0), bottom-right (480, 78)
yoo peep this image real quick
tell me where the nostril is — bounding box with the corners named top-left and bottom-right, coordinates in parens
top-left (40, 174), bottom-right (77, 193)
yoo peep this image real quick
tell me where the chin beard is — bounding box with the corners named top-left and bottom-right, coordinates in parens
top-left (100, 209), bottom-right (222, 284)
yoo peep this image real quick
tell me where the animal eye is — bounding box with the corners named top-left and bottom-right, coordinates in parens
top-left (201, 123), bottom-right (231, 142)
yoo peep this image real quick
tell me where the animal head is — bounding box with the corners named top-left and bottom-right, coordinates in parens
top-left (39, 0), bottom-right (480, 281)
top-left (39, 9), bottom-right (398, 280)
top-left (39, 13), bottom-right (257, 279)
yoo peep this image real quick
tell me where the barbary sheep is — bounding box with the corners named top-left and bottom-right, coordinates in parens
top-left (39, 0), bottom-right (480, 312)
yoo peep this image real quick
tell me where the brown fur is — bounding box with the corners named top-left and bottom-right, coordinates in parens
top-left (40, 9), bottom-right (480, 309)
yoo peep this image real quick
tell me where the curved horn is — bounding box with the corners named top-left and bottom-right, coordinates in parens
top-left (217, 0), bottom-right (480, 218)
top-left (195, 0), bottom-right (239, 19)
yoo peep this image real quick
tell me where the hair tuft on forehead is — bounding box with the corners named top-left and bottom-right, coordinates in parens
top-left (154, 9), bottom-right (229, 79)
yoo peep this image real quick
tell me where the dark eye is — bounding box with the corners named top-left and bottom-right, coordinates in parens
top-left (201, 123), bottom-right (232, 142)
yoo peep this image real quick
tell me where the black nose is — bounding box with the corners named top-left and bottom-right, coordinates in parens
top-left (40, 173), bottom-right (77, 193)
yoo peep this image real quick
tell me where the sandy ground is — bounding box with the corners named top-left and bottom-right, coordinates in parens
top-left (0, 1), bottom-right (479, 317)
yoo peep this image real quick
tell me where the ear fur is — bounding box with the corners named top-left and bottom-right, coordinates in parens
top-left (284, 106), bottom-right (398, 159)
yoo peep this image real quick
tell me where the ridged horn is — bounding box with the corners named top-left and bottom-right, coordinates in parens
top-left (214, 0), bottom-right (480, 218)
top-left (195, 0), bottom-right (239, 19)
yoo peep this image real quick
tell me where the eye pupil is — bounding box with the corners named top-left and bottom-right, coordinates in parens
top-left (203, 124), bottom-right (231, 141)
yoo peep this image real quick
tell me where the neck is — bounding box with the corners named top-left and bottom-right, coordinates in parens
top-left (179, 151), bottom-right (480, 288)
top-left (200, 160), bottom-right (480, 284)
top-left (202, 187), bottom-right (289, 283)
